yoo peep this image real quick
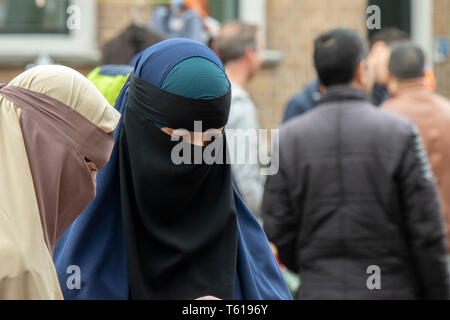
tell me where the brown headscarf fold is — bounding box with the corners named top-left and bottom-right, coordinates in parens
top-left (0, 85), bottom-right (115, 252)
top-left (0, 65), bottom-right (120, 299)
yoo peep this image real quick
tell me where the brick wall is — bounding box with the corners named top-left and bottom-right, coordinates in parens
top-left (433, 0), bottom-right (450, 98)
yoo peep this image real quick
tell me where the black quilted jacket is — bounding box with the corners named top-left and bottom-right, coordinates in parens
top-left (262, 86), bottom-right (450, 300)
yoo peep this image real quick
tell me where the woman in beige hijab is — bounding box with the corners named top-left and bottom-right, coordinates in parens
top-left (0, 65), bottom-right (120, 299)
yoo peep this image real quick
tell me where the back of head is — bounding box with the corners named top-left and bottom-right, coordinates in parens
top-left (313, 28), bottom-right (366, 87)
top-left (369, 27), bottom-right (409, 49)
top-left (216, 20), bottom-right (258, 66)
top-left (389, 41), bottom-right (425, 82)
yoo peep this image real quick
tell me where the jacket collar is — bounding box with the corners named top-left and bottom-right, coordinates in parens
top-left (392, 79), bottom-right (428, 98)
top-left (317, 85), bottom-right (371, 106)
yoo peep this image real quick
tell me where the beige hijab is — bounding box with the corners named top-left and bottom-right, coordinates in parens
top-left (0, 65), bottom-right (120, 299)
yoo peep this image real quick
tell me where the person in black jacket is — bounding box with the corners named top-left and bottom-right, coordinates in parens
top-left (262, 28), bottom-right (450, 300)
top-left (282, 79), bottom-right (322, 123)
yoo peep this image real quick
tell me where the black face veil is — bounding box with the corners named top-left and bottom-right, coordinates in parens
top-left (118, 40), bottom-right (238, 299)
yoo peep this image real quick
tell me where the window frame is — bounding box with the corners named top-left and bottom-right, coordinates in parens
top-left (239, 0), bottom-right (283, 67)
top-left (0, 0), bottom-right (99, 65)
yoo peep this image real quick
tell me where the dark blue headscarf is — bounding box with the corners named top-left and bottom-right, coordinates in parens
top-left (54, 39), bottom-right (291, 300)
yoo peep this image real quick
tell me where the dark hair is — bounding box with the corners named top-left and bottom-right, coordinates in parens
top-left (389, 41), bottom-right (425, 81)
top-left (216, 21), bottom-right (258, 65)
top-left (313, 28), bottom-right (366, 87)
top-left (369, 27), bottom-right (409, 49)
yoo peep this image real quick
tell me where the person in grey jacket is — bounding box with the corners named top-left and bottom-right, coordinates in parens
top-left (216, 21), bottom-right (264, 218)
top-left (262, 28), bottom-right (450, 300)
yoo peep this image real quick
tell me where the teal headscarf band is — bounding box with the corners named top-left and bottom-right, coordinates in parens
top-left (154, 56), bottom-right (231, 129)
top-left (162, 56), bottom-right (230, 99)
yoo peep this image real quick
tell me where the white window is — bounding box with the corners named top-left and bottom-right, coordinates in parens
top-left (0, 0), bottom-right (98, 65)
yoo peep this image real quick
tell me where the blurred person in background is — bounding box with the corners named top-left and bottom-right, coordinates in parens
top-left (368, 27), bottom-right (409, 106)
top-left (282, 27), bottom-right (408, 123)
top-left (102, 24), bottom-right (164, 65)
top-left (0, 65), bottom-right (119, 299)
top-left (282, 79), bottom-right (323, 123)
top-left (150, 0), bottom-right (218, 46)
top-left (263, 28), bottom-right (450, 299)
top-left (216, 21), bottom-right (265, 219)
top-left (382, 41), bottom-right (450, 271)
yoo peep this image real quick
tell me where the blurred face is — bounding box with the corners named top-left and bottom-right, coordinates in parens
top-left (368, 41), bottom-right (392, 85)
top-left (246, 33), bottom-right (264, 79)
top-left (353, 59), bottom-right (374, 92)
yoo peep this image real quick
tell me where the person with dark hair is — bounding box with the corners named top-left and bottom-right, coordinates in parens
top-left (382, 42), bottom-right (450, 270)
top-left (313, 28), bottom-right (368, 86)
top-left (387, 41), bottom-right (425, 80)
top-left (263, 28), bottom-right (450, 299)
top-left (216, 21), bottom-right (265, 218)
top-left (102, 24), bottom-right (165, 65)
top-left (368, 27), bottom-right (409, 105)
top-left (282, 28), bottom-right (408, 124)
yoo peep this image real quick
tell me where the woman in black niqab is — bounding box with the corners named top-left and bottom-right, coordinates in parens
top-left (118, 39), bottom-right (237, 299)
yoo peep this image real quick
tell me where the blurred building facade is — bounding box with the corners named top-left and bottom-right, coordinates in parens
top-left (0, 0), bottom-right (448, 130)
